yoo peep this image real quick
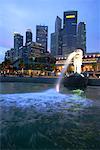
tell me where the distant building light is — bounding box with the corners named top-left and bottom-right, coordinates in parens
top-left (19, 46), bottom-right (23, 49)
top-left (93, 54), bottom-right (95, 57)
top-left (27, 42), bottom-right (31, 45)
top-left (66, 15), bottom-right (75, 19)
top-left (14, 32), bottom-right (20, 35)
top-left (57, 72), bottom-right (61, 75)
top-left (62, 66), bottom-right (64, 69)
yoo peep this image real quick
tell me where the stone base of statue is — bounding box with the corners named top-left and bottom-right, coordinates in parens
top-left (63, 73), bottom-right (88, 90)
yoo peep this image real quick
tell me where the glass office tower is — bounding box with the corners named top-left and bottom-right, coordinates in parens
top-left (62, 11), bottom-right (77, 55)
top-left (36, 25), bottom-right (48, 53)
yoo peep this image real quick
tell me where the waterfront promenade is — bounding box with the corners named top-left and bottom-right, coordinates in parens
top-left (0, 75), bottom-right (100, 86)
top-left (0, 75), bottom-right (58, 84)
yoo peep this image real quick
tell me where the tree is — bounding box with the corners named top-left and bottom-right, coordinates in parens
top-left (19, 59), bottom-right (25, 69)
top-left (19, 59), bottom-right (25, 74)
top-left (92, 63), bottom-right (97, 71)
top-left (3, 59), bottom-right (12, 69)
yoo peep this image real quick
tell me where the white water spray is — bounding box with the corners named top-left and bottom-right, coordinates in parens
top-left (56, 49), bottom-right (83, 92)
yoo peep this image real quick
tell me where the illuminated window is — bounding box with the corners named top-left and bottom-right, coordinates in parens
top-left (66, 15), bottom-right (75, 19)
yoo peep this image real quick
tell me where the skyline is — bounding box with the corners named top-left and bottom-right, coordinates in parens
top-left (0, 0), bottom-right (100, 62)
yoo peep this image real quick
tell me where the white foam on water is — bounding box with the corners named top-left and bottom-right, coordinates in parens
top-left (0, 89), bottom-right (92, 113)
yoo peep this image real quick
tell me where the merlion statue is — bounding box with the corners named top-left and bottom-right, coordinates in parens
top-left (73, 49), bottom-right (83, 74)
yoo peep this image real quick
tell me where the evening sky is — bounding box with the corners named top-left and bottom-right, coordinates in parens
top-left (0, 0), bottom-right (100, 62)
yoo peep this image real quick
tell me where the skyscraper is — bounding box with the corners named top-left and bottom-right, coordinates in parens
top-left (55, 16), bottom-right (62, 55)
top-left (50, 33), bottom-right (56, 56)
top-left (5, 48), bottom-right (14, 62)
top-left (36, 25), bottom-right (48, 53)
top-left (55, 16), bottom-right (62, 33)
top-left (14, 33), bottom-right (23, 60)
top-left (26, 29), bottom-right (32, 45)
top-left (77, 22), bottom-right (86, 54)
top-left (62, 11), bottom-right (77, 55)
top-left (51, 16), bottom-right (62, 56)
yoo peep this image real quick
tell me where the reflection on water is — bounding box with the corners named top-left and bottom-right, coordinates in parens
top-left (0, 82), bottom-right (54, 94)
top-left (0, 82), bottom-right (100, 149)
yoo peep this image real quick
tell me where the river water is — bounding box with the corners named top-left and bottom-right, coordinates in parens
top-left (0, 82), bottom-right (100, 150)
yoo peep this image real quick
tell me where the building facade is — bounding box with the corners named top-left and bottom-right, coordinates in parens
top-left (62, 11), bottom-right (77, 55)
top-left (51, 11), bottom-right (82, 57)
top-left (36, 25), bottom-right (48, 53)
top-left (50, 33), bottom-right (56, 56)
top-left (82, 53), bottom-right (100, 72)
top-left (25, 29), bottom-right (32, 45)
top-left (51, 16), bottom-right (62, 57)
top-left (55, 16), bottom-right (62, 56)
top-left (28, 42), bottom-right (44, 58)
top-left (5, 48), bottom-right (14, 62)
top-left (14, 33), bottom-right (23, 60)
top-left (55, 16), bottom-right (62, 33)
top-left (77, 22), bottom-right (86, 54)
top-left (55, 53), bottom-right (100, 75)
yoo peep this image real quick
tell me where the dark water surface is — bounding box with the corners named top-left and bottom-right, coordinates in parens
top-left (0, 82), bottom-right (100, 150)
